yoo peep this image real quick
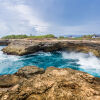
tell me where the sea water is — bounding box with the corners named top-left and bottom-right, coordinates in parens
top-left (0, 46), bottom-right (100, 77)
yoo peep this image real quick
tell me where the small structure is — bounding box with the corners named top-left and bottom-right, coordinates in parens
top-left (68, 36), bottom-right (75, 38)
top-left (92, 34), bottom-right (100, 38)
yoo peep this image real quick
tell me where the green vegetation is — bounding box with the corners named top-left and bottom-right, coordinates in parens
top-left (58, 36), bottom-right (65, 39)
top-left (82, 35), bottom-right (95, 39)
top-left (2, 35), bottom-right (28, 39)
top-left (58, 34), bottom-right (97, 40)
top-left (2, 34), bottom-right (55, 39)
top-left (2, 34), bottom-right (99, 40)
top-left (29, 34), bottom-right (55, 39)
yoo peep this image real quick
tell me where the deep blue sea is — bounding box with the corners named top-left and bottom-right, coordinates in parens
top-left (0, 46), bottom-right (100, 77)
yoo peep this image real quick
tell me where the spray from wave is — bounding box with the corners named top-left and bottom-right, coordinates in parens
top-left (0, 46), bottom-right (21, 74)
top-left (0, 46), bottom-right (100, 77)
top-left (62, 52), bottom-right (100, 77)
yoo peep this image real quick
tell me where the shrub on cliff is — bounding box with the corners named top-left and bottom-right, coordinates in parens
top-left (2, 35), bottom-right (28, 39)
top-left (2, 34), bottom-right (56, 39)
top-left (59, 36), bottom-right (65, 39)
top-left (29, 34), bottom-right (55, 39)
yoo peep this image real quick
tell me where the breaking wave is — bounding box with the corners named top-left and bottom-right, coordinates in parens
top-left (0, 46), bottom-right (100, 77)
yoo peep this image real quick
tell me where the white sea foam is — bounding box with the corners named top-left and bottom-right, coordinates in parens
top-left (0, 45), bottom-right (100, 76)
top-left (37, 52), bottom-right (52, 56)
top-left (62, 51), bottom-right (100, 70)
top-left (0, 46), bottom-right (20, 61)
top-left (0, 46), bottom-right (21, 74)
top-left (0, 52), bottom-right (20, 61)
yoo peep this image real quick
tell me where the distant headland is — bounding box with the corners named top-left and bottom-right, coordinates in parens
top-left (0, 34), bottom-right (100, 56)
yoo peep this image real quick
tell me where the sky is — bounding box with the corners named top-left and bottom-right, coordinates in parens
top-left (0, 0), bottom-right (100, 37)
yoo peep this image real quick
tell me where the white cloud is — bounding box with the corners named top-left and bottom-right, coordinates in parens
top-left (0, 0), bottom-right (100, 37)
top-left (47, 21), bottom-right (100, 36)
top-left (0, 0), bottom-right (49, 37)
top-left (14, 4), bottom-right (49, 32)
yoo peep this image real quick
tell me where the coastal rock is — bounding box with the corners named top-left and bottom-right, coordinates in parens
top-left (2, 39), bottom-right (100, 56)
top-left (15, 66), bottom-right (45, 78)
top-left (2, 40), bottom-right (39, 55)
top-left (0, 39), bottom-right (10, 46)
top-left (2, 40), bottom-right (62, 56)
top-left (0, 75), bottom-right (19, 88)
top-left (0, 66), bottom-right (100, 100)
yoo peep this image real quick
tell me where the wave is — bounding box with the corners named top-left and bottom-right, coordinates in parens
top-left (0, 45), bottom-right (100, 77)
top-left (62, 51), bottom-right (100, 76)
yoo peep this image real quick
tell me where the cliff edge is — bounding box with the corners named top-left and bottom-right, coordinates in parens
top-left (0, 66), bottom-right (100, 100)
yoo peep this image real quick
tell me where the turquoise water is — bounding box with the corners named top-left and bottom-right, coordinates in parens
top-left (0, 46), bottom-right (100, 77)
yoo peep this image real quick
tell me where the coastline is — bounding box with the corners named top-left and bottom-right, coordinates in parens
top-left (0, 39), bottom-right (100, 99)
top-left (1, 39), bottom-right (100, 57)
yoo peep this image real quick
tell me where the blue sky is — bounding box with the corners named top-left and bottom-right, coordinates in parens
top-left (0, 0), bottom-right (100, 36)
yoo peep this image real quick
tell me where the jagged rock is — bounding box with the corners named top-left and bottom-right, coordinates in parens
top-left (0, 39), bottom-right (10, 46)
top-left (0, 75), bottom-right (19, 88)
top-left (0, 66), bottom-right (100, 100)
top-left (2, 39), bottom-right (100, 56)
top-left (15, 66), bottom-right (45, 78)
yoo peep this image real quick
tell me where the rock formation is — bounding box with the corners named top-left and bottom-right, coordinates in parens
top-left (0, 66), bottom-right (100, 100)
top-left (2, 39), bottom-right (100, 57)
top-left (0, 39), bottom-right (11, 46)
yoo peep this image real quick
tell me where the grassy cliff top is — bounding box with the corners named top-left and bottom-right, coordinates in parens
top-left (1, 34), bottom-right (100, 40)
top-left (1, 34), bottom-right (55, 39)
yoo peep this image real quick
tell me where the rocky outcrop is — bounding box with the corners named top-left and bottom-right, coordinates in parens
top-left (0, 75), bottom-right (19, 88)
top-left (0, 66), bottom-right (100, 100)
top-left (2, 40), bottom-right (63, 55)
top-left (2, 40), bottom-right (100, 56)
top-left (15, 66), bottom-right (45, 78)
top-left (0, 39), bottom-right (11, 46)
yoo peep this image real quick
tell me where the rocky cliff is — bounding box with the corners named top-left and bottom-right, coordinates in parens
top-left (2, 39), bottom-right (100, 57)
top-left (0, 66), bottom-right (100, 100)
top-left (0, 39), bottom-right (11, 46)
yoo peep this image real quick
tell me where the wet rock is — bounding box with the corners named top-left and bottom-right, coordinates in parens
top-left (0, 66), bottom-right (100, 100)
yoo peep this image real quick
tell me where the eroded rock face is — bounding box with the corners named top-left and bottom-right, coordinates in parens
top-left (0, 75), bottom-right (19, 88)
top-left (15, 66), bottom-right (45, 78)
top-left (0, 39), bottom-right (10, 46)
top-left (2, 40), bottom-right (100, 57)
top-left (2, 40), bottom-right (63, 56)
top-left (0, 66), bottom-right (100, 100)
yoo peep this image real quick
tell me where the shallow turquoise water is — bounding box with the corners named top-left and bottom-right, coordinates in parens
top-left (0, 46), bottom-right (100, 77)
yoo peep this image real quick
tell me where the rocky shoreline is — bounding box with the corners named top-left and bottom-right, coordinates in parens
top-left (1, 39), bottom-right (100, 57)
top-left (0, 39), bottom-right (11, 46)
top-left (1, 39), bottom-right (100, 100)
top-left (0, 66), bottom-right (100, 100)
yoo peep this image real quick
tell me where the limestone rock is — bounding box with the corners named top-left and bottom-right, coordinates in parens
top-left (2, 40), bottom-right (100, 57)
top-left (0, 66), bottom-right (100, 100)
top-left (0, 39), bottom-right (10, 46)
top-left (0, 75), bottom-right (19, 88)
top-left (15, 66), bottom-right (45, 78)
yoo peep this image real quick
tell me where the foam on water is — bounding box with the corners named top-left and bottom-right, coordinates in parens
top-left (62, 52), bottom-right (100, 76)
top-left (0, 46), bottom-right (100, 77)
